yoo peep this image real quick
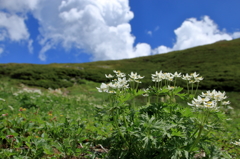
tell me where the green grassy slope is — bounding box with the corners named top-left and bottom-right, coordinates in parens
top-left (0, 38), bottom-right (240, 91)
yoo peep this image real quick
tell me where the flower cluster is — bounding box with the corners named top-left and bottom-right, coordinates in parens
top-left (97, 70), bottom-right (144, 93)
top-left (13, 88), bottom-right (42, 96)
top-left (182, 72), bottom-right (203, 83)
top-left (188, 90), bottom-right (230, 109)
top-left (200, 90), bottom-right (227, 101)
top-left (128, 72), bottom-right (144, 83)
top-left (151, 71), bottom-right (181, 82)
top-left (231, 139), bottom-right (240, 146)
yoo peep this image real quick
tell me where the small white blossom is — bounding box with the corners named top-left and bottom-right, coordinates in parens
top-left (116, 77), bottom-right (128, 89)
top-left (173, 72), bottom-right (181, 78)
top-left (113, 70), bottom-right (126, 78)
top-left (142, 93), bottom-right (149, 97)
top-left (0, 98), bottom-right (5, 102)
top-left (222, 101), bottom-right (230, 105)
top-left (227, 106), bottom-right (233, 110)
top-left (96, 83), bottom-right (109, 93)
top-left (167, 85), bottom-right (175, 91)
top-left (203, 101), bottom-right (218, 109)
top-left (201, 90), bottom-right (227, 102)
top-left (105, 74), bottom-right (114, 78)
top-left (188, 96), bottom-right (211, 108)
top-left (182, 73), bottom-right (191, 81)
top-left (195, 76), bottom-right (204, 82)
top-left (151, 71), bottom-right (166, 82)
top-left (190, 72), bottom-right (199, 78)
top-left (231, 139), bottom-right (240, 146)
top-left (128, 72), bottom-right (144, 82)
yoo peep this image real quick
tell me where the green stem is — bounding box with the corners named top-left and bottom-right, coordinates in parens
top-left (191, 83), bottom-right (194, 95)
top-left (190, 125), bottom-right (203, 151)
top-left (186, 82), bottom-right (189, 94)
top-left (194, 82), bottom-right (199, 97)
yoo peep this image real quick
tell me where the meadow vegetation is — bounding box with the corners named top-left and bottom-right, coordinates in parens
top-left (0, 39), bottom-right (240, 158)
top-left (1, 38), bottom-right (240, 91)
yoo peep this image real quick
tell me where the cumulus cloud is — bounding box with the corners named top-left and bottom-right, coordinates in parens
top-left (0, 0), bottom-right (40, 12)
top-left (153, 16), bottom-right (240, 54)
top-left (0, 0), bottom-right (38, 55)
top-left (34, 0), bottom-right (151, 61)
top-left (0, 0), bottom-right (151, 61)
top-left (0, 12), bottom-right (29, 41)
top-left (232, 32), bottom-right (240, 39)
top-left (1, 1), bottom-right (240, 62)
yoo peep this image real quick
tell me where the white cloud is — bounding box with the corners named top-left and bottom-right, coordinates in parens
top-left (0, 0), bottom-right (151, 61)
top-left (0, 0), bottom-right (146, 60)
top-left (0, 47), bottom-right (3, 54)
top-left (0, 12), bottom-right (29, 41)
top-left (32, 0), bottom-right (151, 61)
top-left (0, 0), bottom-right (36, 55)
top-left (147, 31), bottom-right (152, 36)
top-left (232, 32), bottom-right (240, 39)
top-left (154, 26), bottom-right (159, 31)
top-left (1, 1), bottom-right (240, 62)
top-left (153, 16), bottom-right (238, 54)
top-left (0, 0), bottom-right (40, 12)
top-left (28, 39), bottom-right (34, 53)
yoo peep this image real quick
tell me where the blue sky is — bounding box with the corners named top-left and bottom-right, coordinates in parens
top-left (0, 0), bottom-right (240, 64)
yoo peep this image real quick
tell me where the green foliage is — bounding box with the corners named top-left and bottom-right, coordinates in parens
top-left (0, 71), bottom-right (239, 158)
top-left (20, 79), bottom-right (73, 89)
top-left (94, 70), bottom-right (239, 158)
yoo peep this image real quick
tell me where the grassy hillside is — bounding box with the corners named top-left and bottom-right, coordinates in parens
top-left (0, 38), bottom-right (240, 91)
top-left (1, 39), bottom-right (240, 158)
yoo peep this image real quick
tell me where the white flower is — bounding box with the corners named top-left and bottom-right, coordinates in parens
top-left (152, 71), bottom-right (163, 77)
top-left (8, 105), bottom-right (14, 110)
top-left (195, 76), bottom-right (204, 82)
top-left (164, 73), bottom-right (174, 81)
top-left (182, 72), bottom-right (203, 83)
top-left (203, 101), bottom-right (217, 109)
top-left (96, 83), bottom-right (109, 93)
top-left (135, 80), bottom-right (142, 83)
top-left (0, 98), bottom-right (5, 102)
top-left (188, 96), bottom-right (210, 108)
top-left (189, 80), bottom-right (196, 84)
top-left (182, 73), bottom-right (191, 81)
top-left (152, 77), bottom-right (162, 82)
top-left (108, 90), bottom-right (116, 94)
top-left (152, 71), bottom-right (165, 82)
top-left (113, 70), bottom-right (126, 78)
top-left (128, 72), bottom-right (144, 82)
top-left (201, 90), bottom-right (227, 102)
top-left (105, 74), bottom-right (114, 78)
top-left (129, 72), bottom-right (138, 80)
top-left (142, 93), bottom-right (149, 97)
top-left (108, 82), bottom-right (117, 89)
top-left (113, 70), bottom-right (120, 74)
top-left (116, 77), bottom-right (128, 89)
top-left (190, 72), bottom-right (199, 78)
top-left (167, 85), bottom-right (175, 91)
top-left (231, 139), bottom-right (240, 146)
top-left (173, 72), bottom-right (181, 78)
top-left (222, 101), bottom-right (230, 105)
top-left (227, 106), bottom-right (233, 110)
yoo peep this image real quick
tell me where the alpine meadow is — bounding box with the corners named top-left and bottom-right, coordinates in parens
top-left (0, 38), bottom-right (240, 158)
